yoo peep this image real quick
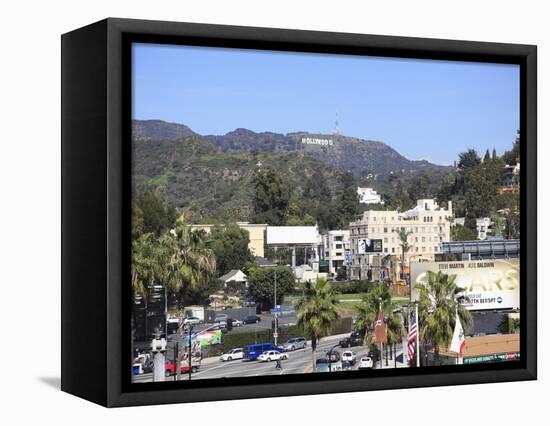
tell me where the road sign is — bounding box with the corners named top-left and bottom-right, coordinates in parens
top-left (270, 307), bottom-right (281, 313)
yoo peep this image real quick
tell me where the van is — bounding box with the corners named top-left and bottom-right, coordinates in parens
top-left (244, 343), bottom-right (283, 360)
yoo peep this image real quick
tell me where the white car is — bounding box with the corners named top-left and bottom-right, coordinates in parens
top-left (341, 350), bottom-right (357, 365)
top-left (358, 356), bottom-right (373, 369)
top-left (183, 316), bottom-right (203, 325)
top-left (231, 319), bottom-right (243, 327)
top-left (257, 350), bottom-right (288, 362)
top-left (220, 348), bottom-right (244, 362)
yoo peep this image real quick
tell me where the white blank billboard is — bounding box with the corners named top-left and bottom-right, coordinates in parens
top-left (266, 226), bottom-right (319, 245)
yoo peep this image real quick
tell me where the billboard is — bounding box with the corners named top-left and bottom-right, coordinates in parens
top-left (196, 330), bottom-right (222, 347)
top-left (357, 238), bottom-right (383, 254)
top-left (410, 259), bottom-right (519, 311)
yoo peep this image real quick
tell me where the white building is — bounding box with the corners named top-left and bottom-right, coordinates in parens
top-left (321, 230), bottom-right (351, 277)
top-left (357, 187), bottom-right (384, 204)
top-left (454, 217), bottom-right (493, 240)
top-left (218, 269), bottom-right (248, 288)
top-left (349, 199), bottom-right (452, 281)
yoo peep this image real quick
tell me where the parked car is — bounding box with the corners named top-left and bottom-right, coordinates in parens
top-left (244, 343), bottom-right (283, 360)
top-left (282, 337), bottom-right (307, 351)
top-left (243, 315), bottom-right (261, 324)
top-left (341, 350), bottom-right (357, 365)
top-left (183, 316), bottom-right (203, 325)
top-left (220, 348), bottom-right (244, 362)
top-left (358, 356), bottom-right (374, 369)
top-left (339, 332), bottom-right (363, 348)
top-left (231, 319), bottom-right (243, 327)
top-left (210, 323), bottom-right (228, 333)
top-left (257, 350), bottom-right (288, 362)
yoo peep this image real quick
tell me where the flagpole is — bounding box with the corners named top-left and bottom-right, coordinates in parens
top-left (379, 298), bottom-right (383, 369)
top-left (415, 302), bottom-right (420, 368)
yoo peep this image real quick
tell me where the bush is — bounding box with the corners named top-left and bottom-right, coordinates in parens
top-left (331, 280), bottom-right (373, 294)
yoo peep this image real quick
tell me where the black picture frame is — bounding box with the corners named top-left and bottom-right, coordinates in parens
top-left (61, 17), bottom-right (537, 407)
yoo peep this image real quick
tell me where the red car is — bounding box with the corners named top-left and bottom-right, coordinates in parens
top-left (164, 361), bottom-right (196, 377)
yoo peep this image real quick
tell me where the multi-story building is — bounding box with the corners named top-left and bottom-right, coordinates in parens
top-left (321, 230), bottom-right (350, 277)
top-left (189, 222), bottom-right (267, 257)
top-left (357, 187), bottom-right (384, 204)
top-left (349, 199), bottom-right (452, 281)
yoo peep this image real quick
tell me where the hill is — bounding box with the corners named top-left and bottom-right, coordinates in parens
top-left (133, 120), bottom-right (451, 176)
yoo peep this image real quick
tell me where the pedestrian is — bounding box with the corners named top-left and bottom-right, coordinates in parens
top-left (275, 358), bottom-right (282, 370)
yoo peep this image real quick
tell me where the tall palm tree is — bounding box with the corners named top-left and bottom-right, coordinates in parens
top-left (295, 278), bottom-right (340, 371)
top-left (354, 284), bottom-right (404, 360)
top-left (415, 270), bottom-right (472, 365)
top-left (159, 226), bottom-right (216, 306)
top-left (398, 228), bottom-right (413, 284)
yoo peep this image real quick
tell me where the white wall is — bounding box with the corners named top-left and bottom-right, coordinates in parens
top-left (1, 1), bottom-right (546, 424)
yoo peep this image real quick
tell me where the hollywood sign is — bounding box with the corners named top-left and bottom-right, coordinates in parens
top-left (301, 137), bottom-right (333, 147)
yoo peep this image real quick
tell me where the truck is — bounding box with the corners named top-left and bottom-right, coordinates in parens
top-left (183, 305), bottom-right (205, 322)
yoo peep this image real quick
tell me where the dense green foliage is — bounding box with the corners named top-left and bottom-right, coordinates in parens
top-left (246, 266), bottom-right (296, 310)
top-left (210, 224), bottom-right (254, 275)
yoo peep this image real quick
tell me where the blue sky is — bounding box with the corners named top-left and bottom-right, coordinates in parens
top-left (133, 43), bottom-right (519, 165)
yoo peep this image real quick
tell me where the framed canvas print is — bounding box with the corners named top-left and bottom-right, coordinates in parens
top-left (61, 18), bottom-right (537, 407)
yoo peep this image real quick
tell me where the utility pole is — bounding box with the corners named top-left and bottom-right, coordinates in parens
top-left (188, 324), bottom-right (193, 381)
top-left (173, 341), bottom-right (179, 382)
top-left (273, 268), bottom-right (278, 346)
top-left (378, 298), bottom-right (383, 369)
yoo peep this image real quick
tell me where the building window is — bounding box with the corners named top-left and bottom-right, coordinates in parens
top-left (392, 247), bottom-right (395, 253)
top-left (384, 227), bottom-right (388, 233)
top-left (384, 237), bottom-right (388, 243)
top-left (384, 248), bottom-right (388, 253)
top-left (335, 244), bottom-right (343, 249)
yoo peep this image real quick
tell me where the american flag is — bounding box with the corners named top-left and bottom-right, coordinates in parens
top-left (407, 312), bottom-right (417, 364)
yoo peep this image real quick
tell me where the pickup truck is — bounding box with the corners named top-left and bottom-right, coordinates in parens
top-left (339, 333), bottom-right (363, 348)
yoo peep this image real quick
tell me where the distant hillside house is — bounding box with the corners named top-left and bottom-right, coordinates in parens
top-left (357, 187), bottom-right (384, 204)
top-left (503, 163), bottom-right (520, 188)
top-left (218, 269), bottom-right (248, 288)
top-left (454, 217), bottom-right (493, 240)
top-left (190, 222), bottom-right (267, 257)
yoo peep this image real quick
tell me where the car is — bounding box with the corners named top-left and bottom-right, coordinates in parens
top-left (220, 348), bottom-right (244, 362)
top-left (183, 316), bottom-right (203, 325)
top-left (210, 323), bottom-right (228, 333)
top-left (341, 350), bottom-right (357, 365)
top-left (257, 350), bottom-right (288, 362)
top-left (341, 360), bottom-right (353, 371)
top-left (315, 358), bottom-right (342, 372)
top-left (358, 356), bottom-right (374, 369)
top-left (243, 315), bottom-right (261, 324)
top-left (231, 319), bottom-right (243, 327)
top-left (165, 360), bottom-right (198, 377)
top-left (244, 343), bottom-right (284, 360)
top-left (326, 349), bottom-right (341, 362)
top-left (282, 337), bottom-right (307, 351)
top-left (339, 332), bottom-right (363, 348)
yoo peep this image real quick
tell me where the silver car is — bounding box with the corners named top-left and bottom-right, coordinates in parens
top-left (282, 337), bottom-right (307, 351)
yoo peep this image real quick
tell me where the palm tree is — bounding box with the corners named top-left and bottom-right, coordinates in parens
top-left (295, 278), bottom-right (340, 371)
top-left (159, 226), bottom-right (216, 307)
top-left (354, 284), bottom-right (404, 362)
top-left (398, 228), bottom-right (413, 284)
top-left (415, 270), bottom-right (472, 365)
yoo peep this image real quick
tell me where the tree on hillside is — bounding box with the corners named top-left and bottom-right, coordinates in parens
top-left (336, 172), bottom-right (361, 228)
top-left (134, 187), bottom-right (176, 236)
top-left (247, 266), bottom-right (295, 311)
top-left (295, 278), bottom-right (340, 371)
top-left (252, 167), bottom-right (292, 226)
top-left (458, 149), bottom-right (481, 171)
top-left (210, 224), bottom-right (254, 276)
top-left (452, 223), bottom-right (478, 241)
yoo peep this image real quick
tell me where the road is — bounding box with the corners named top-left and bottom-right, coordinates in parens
top-left (133, 334), bottom-right (408, 383)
